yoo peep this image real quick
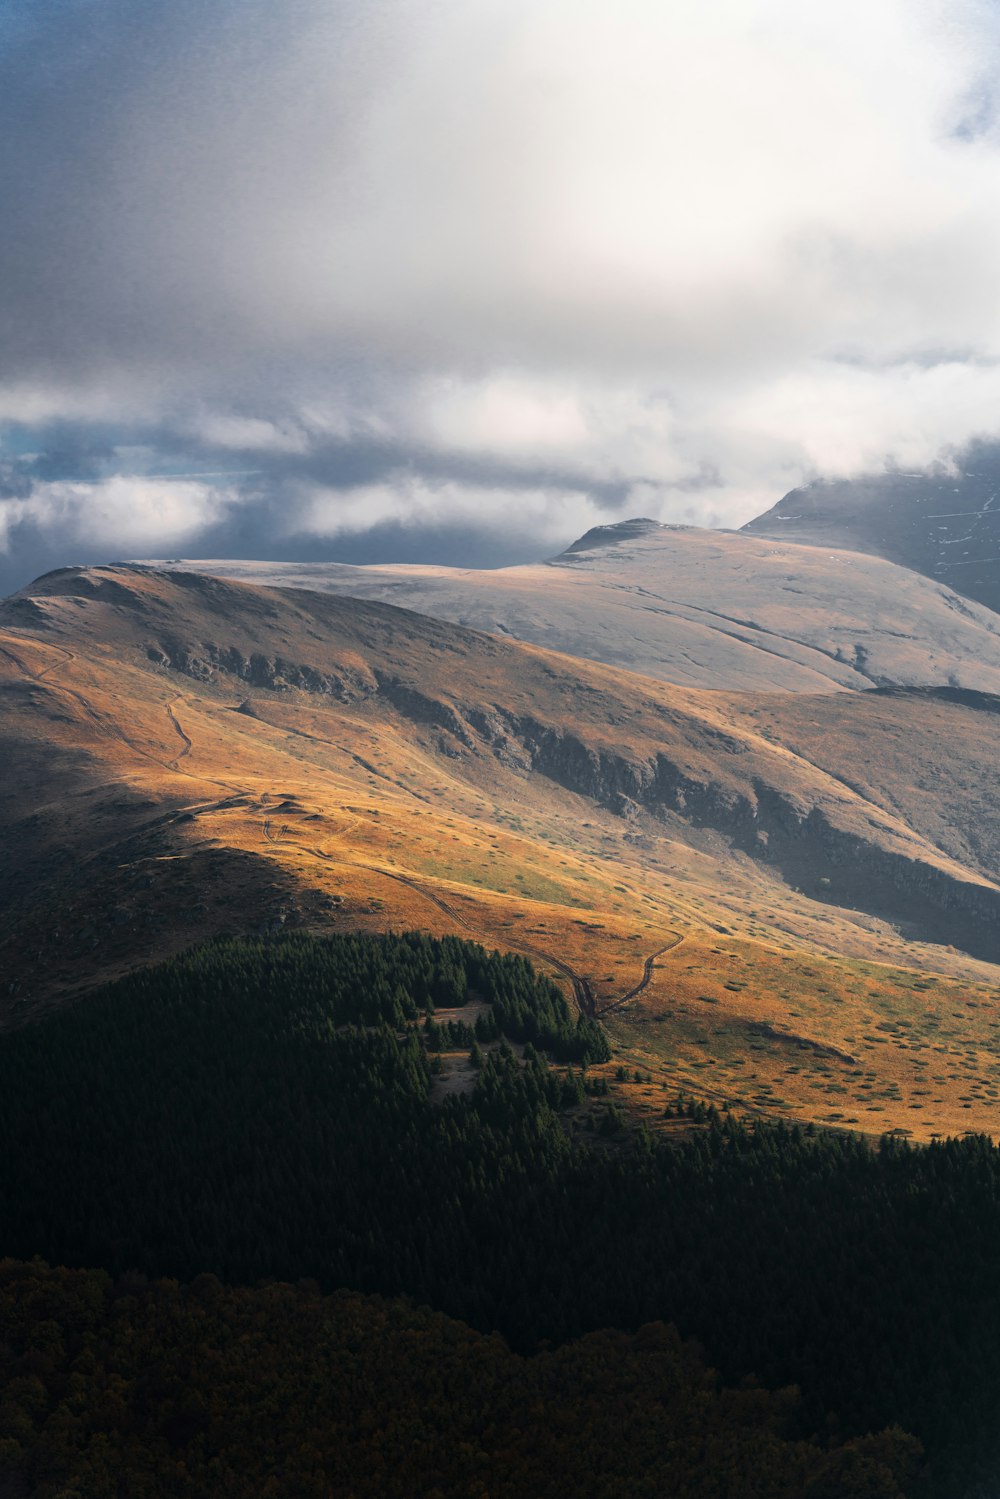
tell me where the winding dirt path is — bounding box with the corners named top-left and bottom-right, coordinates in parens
top-left (257, 818), bottom-right (690, 1021)
top-left (0, 639), bottom-right (175, 771)
top-left (597, 936), bottom-right (685, 1017)
top-left (165, 699), bottom-right (193, 766)
top-left (0, 638), bottom-right (240, 794)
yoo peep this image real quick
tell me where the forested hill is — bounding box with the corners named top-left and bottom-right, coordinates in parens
top-left (0, 1261), bottom-right (919, 1499)
top-left (1, 931), bottom-right (1000, 1495)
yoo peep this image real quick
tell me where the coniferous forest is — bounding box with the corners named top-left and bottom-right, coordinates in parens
top-left (2, 933), bottom-right (1000, 1496)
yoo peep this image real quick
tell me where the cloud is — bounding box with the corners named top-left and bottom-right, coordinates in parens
top-left (4, 0), bottom-right (1000, 588)
top-left (0, 477), bottom-right (242, 574)
top-left (298, 474), bottom-right (602, 550)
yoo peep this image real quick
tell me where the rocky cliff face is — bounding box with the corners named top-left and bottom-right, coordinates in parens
top-left (482, 715), bottom-right (1000, 964)
top-left (146, 639), bottom-right (379, 701)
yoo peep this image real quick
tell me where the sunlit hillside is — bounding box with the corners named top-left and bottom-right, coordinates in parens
top-left (3, 563), bottom-right (1000, 1140)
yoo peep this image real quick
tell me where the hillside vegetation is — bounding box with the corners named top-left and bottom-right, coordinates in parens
top-left (1, 554), bottom-right (996, 1497)
top-left (2, 933), bottom-right (1000, 1495)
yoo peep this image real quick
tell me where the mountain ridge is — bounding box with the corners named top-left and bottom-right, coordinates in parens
top-left (131, 522), bottom-right (1000, 694)
top-left (555, 516), bottom-right (678, 556)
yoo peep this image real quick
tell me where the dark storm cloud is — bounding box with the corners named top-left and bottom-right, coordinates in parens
top-left (0, 465), bottom-right (33, 502)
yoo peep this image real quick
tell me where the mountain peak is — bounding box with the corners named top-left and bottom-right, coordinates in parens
top-left (742, 459), bottom-right (1000, 615)
top-left (555, 517), bottom-right (672, 558)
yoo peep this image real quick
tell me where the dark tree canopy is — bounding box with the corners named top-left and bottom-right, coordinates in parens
top-left (0, 1261), bottom-right (920, 1499)
top-left (0, 933), bottom-right (998, 1496)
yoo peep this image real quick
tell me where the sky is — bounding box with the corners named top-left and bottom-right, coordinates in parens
top-left (4, 0), bottom-right (1000, 592)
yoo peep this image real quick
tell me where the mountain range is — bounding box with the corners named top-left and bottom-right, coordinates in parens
top-left (8, 490), bottom-right (1000, 1495)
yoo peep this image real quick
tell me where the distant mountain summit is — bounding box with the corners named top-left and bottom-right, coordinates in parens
top-left (743, 448), bottom-right (1000, 614)
top-left (555, 517), bottom-right (674, 557)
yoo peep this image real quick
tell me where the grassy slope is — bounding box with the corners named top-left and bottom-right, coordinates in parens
top-left (2, 564), bottom-right (1000, 1139)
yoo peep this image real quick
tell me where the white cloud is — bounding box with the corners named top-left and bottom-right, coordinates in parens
top-left (0, 477), bottom-right (241, 556)
top-left (5, 0), bottom-right (1000, 569)
top-left (174, 3), bottom-right (1000, 372)
top-left (298, 474), bottom-right (603, 548)
top-left (715, 358), bottom-right (1000, 487)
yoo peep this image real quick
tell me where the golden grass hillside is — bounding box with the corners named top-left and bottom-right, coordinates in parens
top-left (2, 563), bottom-right (999, 1140)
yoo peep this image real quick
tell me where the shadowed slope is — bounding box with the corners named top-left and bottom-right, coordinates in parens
top-left (743, 463), bottom-right (1000, 614)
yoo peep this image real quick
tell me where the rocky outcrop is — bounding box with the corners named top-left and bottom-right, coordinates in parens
top-left (147, 640), bottom-right (378, 701)
top-left (374, 677), bottom-right (477, 748)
